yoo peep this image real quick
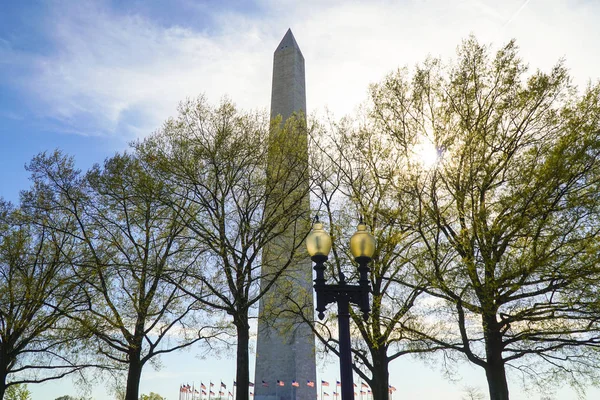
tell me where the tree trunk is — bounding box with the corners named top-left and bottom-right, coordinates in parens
top-left (235, 314), bottom-right (250, 400)
top-left (125, 346), bottom-right (143, 400)
top-left (483, 315), bottom-right (509, 400)
top-left (0, 346), bottom-right (8, 400)
top-left (485, 362), bottom-right (509, 400)
top-left (0, 372), bottom-right (6, 400)
top-left (370, 347), bottom-right (389, 400)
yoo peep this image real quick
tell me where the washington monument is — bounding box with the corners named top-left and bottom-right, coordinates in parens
top-left (254, 29), bottom-right (317, 400)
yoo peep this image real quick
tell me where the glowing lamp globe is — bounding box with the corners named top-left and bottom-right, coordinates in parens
top-left (349, 222), bottom-right (376, 259)
top-left (306, 222), bottom-right (332, 257)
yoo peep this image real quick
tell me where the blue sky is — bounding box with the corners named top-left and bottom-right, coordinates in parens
top-left (1, 0), bottom-right (600, 399)
top-left (2, 0), bottom-right (600, 202)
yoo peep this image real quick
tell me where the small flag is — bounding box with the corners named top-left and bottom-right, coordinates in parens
top-left (353, 383), bottom-right (357, 388)
top-left (262, 380), bottom-right (269, 387)
top-left (210, 382), bottom-right (215, 388)
top-left (229, 392), bottom-right (233, 396)
top-left (250, 393), bottom-right (254, 397)
top-left (361, 383), bottom-right (369, 389)
top-left (324, 393), bottom-right (330, 397)
top-left (354, 392), bottom-right (357, 397)
top-left (321, 380), bottom-right (330, 387)
top-left (180, 385), bottom-right (184, 393)
top-left (334, 393), bottom-right (339, 397)
top-left (388, 385), bottom-right (397, 393)
top-left (202, 390), bottom-right (207, 395)
top-left (249, 382), bottom-right (255, 387)
top-left (234, 381), bottom-right (236, 387)
top-left (292, 380), bottom-right (300, 387)
top-left (219, 391), bottom-right (225, 396)
top-left (307, 380), bottom-right (315, 388)
top-left (201, 383), bottom-right (206, 390)
top-left (368, 390), bottom-right (372, 394)
top-left (336, 381), bottom-right (341, 387)
top-left (210, 391), bottom-right (215, 396)
top-left (221, 381), bottom-right (227, 389)
top-left (277, 380), bottom-right (285, 387)
top-left (360, 390), bottom-right (366, 394)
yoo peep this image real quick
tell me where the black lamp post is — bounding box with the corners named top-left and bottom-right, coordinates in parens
top-left (306, 218), bottom-right (375, 400)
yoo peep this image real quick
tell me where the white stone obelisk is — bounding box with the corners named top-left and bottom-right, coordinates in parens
top-left (254, 29), bottom-right (317, 400)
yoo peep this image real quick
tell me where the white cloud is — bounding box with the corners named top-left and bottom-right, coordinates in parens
top-left (3, 0), bottom-right (599, 140)
top-left (10, 1), bottom-right (273, 137)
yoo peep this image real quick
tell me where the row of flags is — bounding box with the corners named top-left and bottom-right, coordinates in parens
top-left (317, 381), bottom-right (397, 397)
top-left (180, 381), bottom-right (398, 397)
top-left (318, 387), bottom-right (396, 397)
top-left (259, 380), bottom-right (397, 395)
top-left (181, 389), bottom-right (233, 396)
top-left (258, 379), bottom-right (372, 388)
top-left (179, 382), bottom-right (234, 400)
top-left (183, 379), bottom-right (393, 389)
top-left (259, 379), bottom-right (318, 387)
top-left (321, 380), bottom-right (370, 388)
top-left (197, 382), bottom-right (231, 389)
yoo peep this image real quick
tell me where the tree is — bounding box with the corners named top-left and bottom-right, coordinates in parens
top-left (4, 384), bottom-right (31, 400)
top-left (305, 117), bottom-right (441, 400)
top-left (136, 97), bottom-right (312, 400)
top-left (462, 386), bottom-right (485, 400)
top-left (139, 392), bottom-right (166, 400)
top-left (25, 151), bottom-right (216, 400)
top-left (368, 36), bottom-right (600, 399)
top-left (0, 196), bottom-right (93, 399)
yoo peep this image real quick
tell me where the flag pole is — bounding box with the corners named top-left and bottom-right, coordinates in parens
top-left (320, 381), bottom-right (323, 400)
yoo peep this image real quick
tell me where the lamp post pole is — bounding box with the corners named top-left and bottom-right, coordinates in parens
top-left (337, 296), bottom-right (353, 400)
top-left (307, 220), bottom-right (375, 400)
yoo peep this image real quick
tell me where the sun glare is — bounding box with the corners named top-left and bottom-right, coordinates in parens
top-left (412, 138), bottom-right (439, 169)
